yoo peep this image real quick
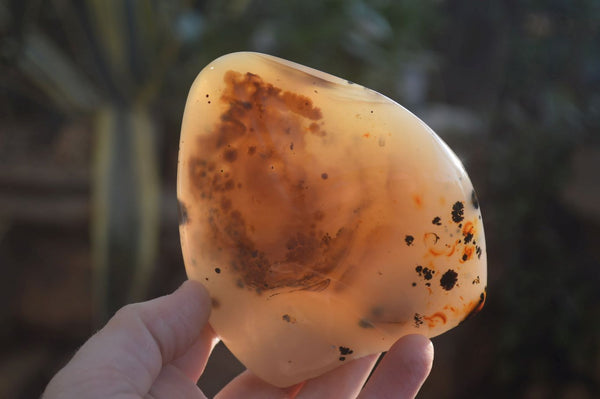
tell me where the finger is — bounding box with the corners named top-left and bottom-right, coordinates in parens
top-left (215, 370), bottom-right (304, 399)
top-left (147, 364), bottom-right (208, 399)
top-left (295, 354), bottom-right (379, 399)
top-left (216, 354), bottom-right (377, 399)
top-left (170, 323), bottom-right (220, 381)
top-left (115, 279), bottom-right (212, 366)
top-left (44, 280), bottom-right (211, 398)
top-left (358, 335), bottom-right (434, 399)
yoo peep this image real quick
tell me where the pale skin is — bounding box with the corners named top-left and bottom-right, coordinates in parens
top-left (43, 281), bottom-right (434, 399)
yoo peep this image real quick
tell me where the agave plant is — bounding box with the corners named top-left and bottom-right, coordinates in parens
top-left (4, 0), bottom-right (192, 323)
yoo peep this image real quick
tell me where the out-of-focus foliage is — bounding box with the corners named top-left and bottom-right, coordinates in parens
top-left (2, 0), bottom-right (196, 322)
top-left (456, 1), bottom-right (600, 396)
top-left (1, 0), bottom-right (599, 397)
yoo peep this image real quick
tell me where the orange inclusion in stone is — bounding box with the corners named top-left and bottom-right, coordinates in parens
top-left (177, 52), bottom-right (487, 387)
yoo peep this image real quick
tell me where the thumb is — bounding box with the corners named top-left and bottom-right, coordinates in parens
top-left (43, 280), bottom-right (211, 398)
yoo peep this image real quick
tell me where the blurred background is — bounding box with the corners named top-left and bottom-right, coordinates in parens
top-left (1, 0), bottom-right (599, 397)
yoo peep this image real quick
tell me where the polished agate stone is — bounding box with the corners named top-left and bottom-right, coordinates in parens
top-left (177, 52), bottom-right (487, 387)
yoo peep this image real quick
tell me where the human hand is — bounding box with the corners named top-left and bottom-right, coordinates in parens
top-left (43, 280), bottom-right (433, 399)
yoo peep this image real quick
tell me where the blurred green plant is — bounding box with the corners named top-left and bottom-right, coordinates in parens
top-left (3, 0), bottom-right (191, 323)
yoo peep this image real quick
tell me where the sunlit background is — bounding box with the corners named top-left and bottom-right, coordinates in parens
top-left (1, 1), bottom-right (599, 398)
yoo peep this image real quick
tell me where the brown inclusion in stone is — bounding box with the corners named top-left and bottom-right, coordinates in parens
top-left (178, 52), bottom-right (487, 388)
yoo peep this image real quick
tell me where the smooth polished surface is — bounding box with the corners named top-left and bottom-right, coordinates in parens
top-left (177, 52), bottom-right (487, 387)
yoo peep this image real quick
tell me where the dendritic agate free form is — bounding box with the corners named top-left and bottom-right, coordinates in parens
top-left (177, 52), bottom-right (487, 387)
